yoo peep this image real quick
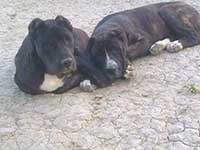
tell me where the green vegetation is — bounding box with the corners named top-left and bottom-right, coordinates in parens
top-left (184, 84), bottom-right (200, 94)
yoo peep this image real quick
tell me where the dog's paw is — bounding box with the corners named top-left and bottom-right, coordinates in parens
top-left (166, 40), bottom-right (183, 53)
top-left (80, 80), bottom-right (96, 92)
top-left (149, 42), bottom-right (165, 55)
top-left (124, 64), bottom-right (134, 79)
top-left (53, 87), bottom-right (65, 94)
top-left (149, 39), bottom-right (170, 55)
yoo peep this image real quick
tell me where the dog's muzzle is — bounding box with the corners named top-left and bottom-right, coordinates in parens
top-left (56, 58), bottom-right (76, 78)
top-left (106, 58), bottom-right (118, 70)
top-left (105, 49), bottom-right (121, 77)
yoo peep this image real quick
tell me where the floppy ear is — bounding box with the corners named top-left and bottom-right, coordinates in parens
top-left (55, 15), bottom-right (73, 31)
top-left (87, 37), bottom-right (95, 55)
top-left (14, 35), bottom-right (45, 94)
top-left (28, 18), bottom-right (43, 34)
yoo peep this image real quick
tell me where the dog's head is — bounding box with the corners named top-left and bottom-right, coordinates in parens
top-left (88, 27), bottom-right (128, 79)
top-left (29, 15), bottom-right (76, 78)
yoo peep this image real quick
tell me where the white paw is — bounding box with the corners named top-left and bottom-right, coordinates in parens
top-left (124, 65), bottom-right (134, 79)
top-left (149, 42), bottom-right (165, 55)
top-left (80, 80), bottom-right (96, 92)
top-left (166, 40), bottom-right (183, 53)
top-left (149, 39), bottom-right (170, 55)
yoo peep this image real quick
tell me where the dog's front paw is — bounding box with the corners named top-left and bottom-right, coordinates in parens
top-left (53, 87), bottom-right (65, 94)
top-left (80, 80), bottom-right (96, 92)
top-left (166, 40), bottom-right (183, 53)
top-left (123, 64), bottom-right (134, 79)
top-left (149, 39), bottom-right (170, 55)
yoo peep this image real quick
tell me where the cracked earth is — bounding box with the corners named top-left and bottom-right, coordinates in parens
top-left (1, 0), bottom-right (200, 149)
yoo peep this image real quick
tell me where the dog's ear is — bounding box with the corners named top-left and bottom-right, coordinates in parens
top-left (55, 15), bottom-right (73, 31)
top-left (87, 37), bottom-right (95, 54)
top-left (28, 18), bottom-right (43, 34)
top-left (109, 29), bottom-right (125, 42)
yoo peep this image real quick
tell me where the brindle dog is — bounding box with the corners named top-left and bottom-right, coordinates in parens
top-left (15, 16), bottom-right (110, 94)
top-left (86, 1), bottom-right (200, 87)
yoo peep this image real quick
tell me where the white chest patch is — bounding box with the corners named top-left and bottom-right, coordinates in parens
top-left (40, 74), bottom-right (64, 92)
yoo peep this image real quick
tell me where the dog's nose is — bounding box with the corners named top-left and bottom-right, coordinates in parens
top-left (106, 60), bottom-right (119, 76)
top-left (106, 59), bottom-right (118, 70)
top-left (61, 58), bottom-right (73, 68)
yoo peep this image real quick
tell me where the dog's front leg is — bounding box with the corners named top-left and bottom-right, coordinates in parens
top-left (124, 37), bottom-right (152, 79)
top-left (53, 72), bottom-right (82, 94)
top-left (79, 79), bottom-right (97, 92)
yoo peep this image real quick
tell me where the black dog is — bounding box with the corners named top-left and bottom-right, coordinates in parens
top-left (87, 1), bottom-right (200, 86)
top-left (15, 15), bottom-right (110, 94)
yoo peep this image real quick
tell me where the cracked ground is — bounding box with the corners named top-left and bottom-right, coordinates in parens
top-left (1, 0), bottom-right (200, 149)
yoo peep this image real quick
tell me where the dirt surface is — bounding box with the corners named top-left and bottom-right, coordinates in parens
top-left (1, 0), bottom-right (200, 149)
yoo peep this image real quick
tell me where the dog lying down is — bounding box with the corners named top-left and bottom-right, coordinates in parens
top-left (15, 16), bottom-right (111, 94)
top-left (82, 1), bottom-right (200, 89)
top-left (15, 2), bottom-right (200, 94)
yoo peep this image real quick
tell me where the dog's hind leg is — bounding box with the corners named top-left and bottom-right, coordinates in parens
top-left (158, 3), bottom-right (200, 53)
top-left (126, 36), bottom-right (152, 61)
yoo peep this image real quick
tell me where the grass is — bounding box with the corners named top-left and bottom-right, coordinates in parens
top-left (183, 83), bottom-right (200, 94)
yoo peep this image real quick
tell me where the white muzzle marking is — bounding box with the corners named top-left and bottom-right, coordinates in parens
top-left (105, 49), bottom-right (118, 70)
